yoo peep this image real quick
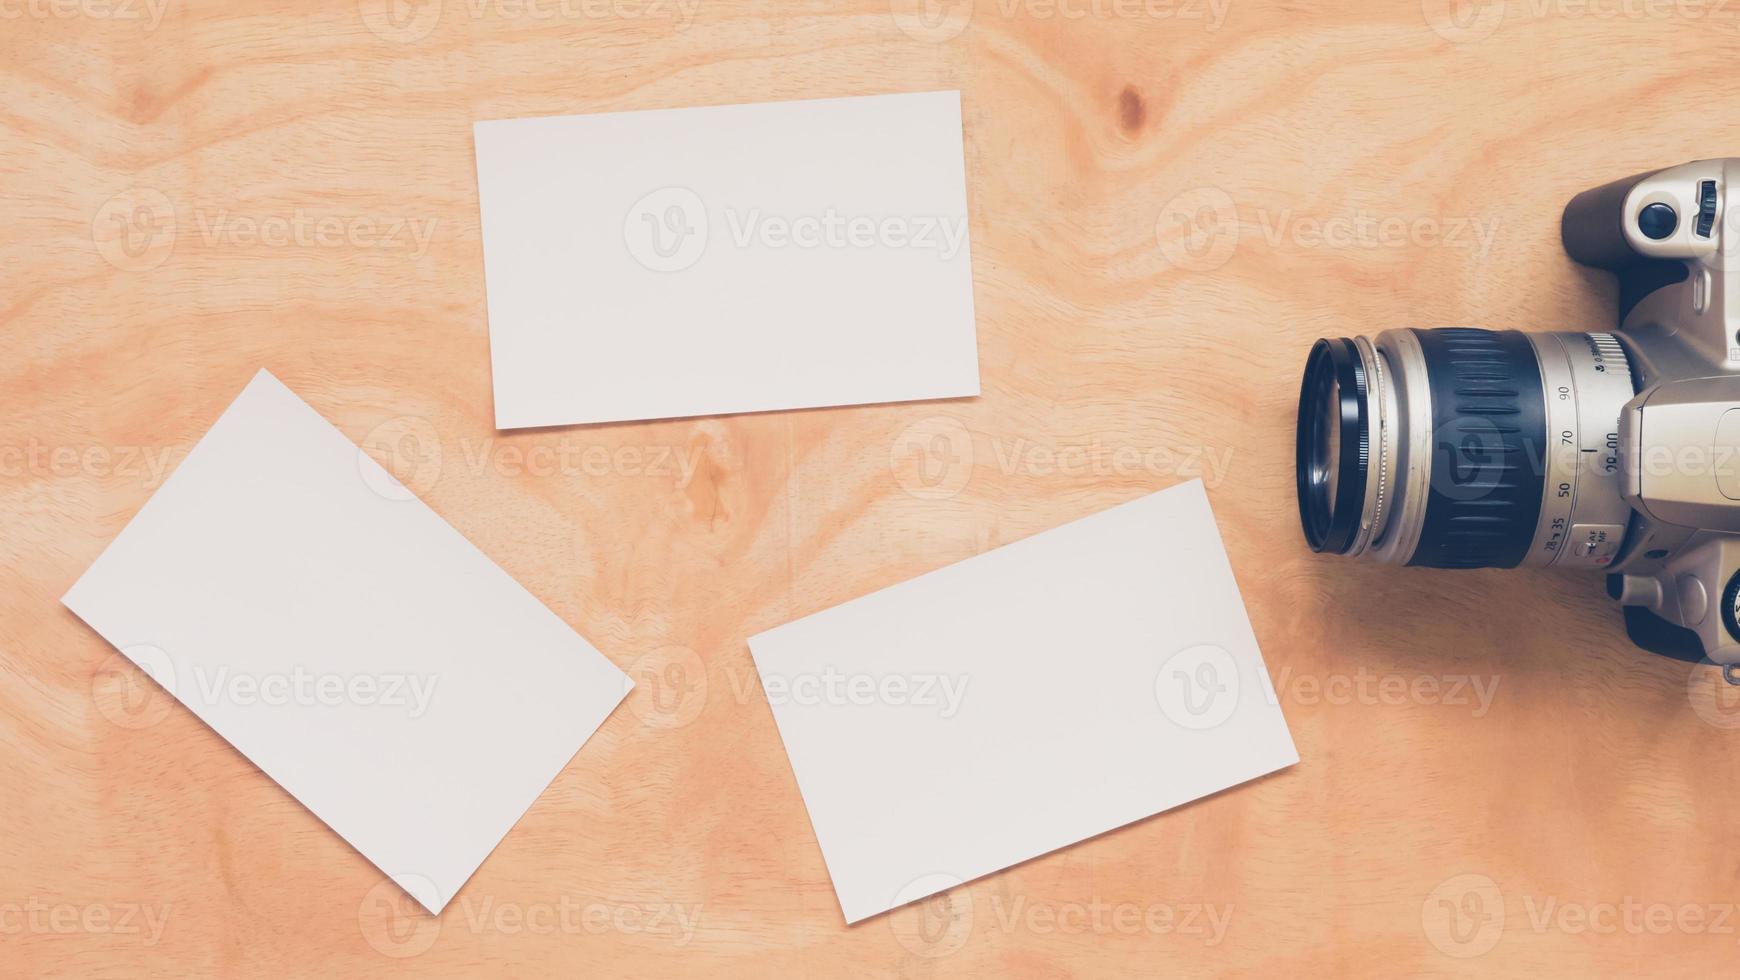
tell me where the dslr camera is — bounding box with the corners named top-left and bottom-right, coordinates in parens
top-left (1297, 159), bottom-right (1740, 679)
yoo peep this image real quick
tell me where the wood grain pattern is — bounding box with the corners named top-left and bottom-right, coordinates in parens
top-left (5, 1), bottom-right (1740, 976)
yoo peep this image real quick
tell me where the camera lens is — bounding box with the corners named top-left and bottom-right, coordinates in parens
top-left (1295, 328), bottom-right (1637, 570)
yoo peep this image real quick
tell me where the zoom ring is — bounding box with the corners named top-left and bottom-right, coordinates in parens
top-left (1409, 328), bottom-right (1548, 569)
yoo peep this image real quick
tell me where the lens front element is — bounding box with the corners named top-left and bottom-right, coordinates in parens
top-left (1296, 337), bottom-right (1369, 554)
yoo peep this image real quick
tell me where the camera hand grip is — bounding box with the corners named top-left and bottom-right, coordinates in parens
top-left (1561, 169), bottom-right (1660, 270)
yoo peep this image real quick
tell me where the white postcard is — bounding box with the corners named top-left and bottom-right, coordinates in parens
top-left (748, 479), bottom-right (1298, 923)
top-left (473, 89), bottom-right (980, 428)
top-left (63, 370), bottom-right (632, 914)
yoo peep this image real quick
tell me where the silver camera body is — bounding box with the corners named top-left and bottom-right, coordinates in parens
top-left (1297, 159), bottom-right (1740, 676)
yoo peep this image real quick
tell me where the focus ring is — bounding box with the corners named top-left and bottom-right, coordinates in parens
top-left (1408, 328), bottom-right (1547, 569)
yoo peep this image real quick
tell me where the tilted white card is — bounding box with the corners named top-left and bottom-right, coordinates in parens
top-left (62, 371), bottom-right (632, 914)
top-left (748, 479), bottom-right (1298, 923)
top-left (472, 89), bottom-right (980, 428)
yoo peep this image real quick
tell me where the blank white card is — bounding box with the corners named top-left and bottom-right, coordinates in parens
top-left (473, 90), bottom-right (980, 428)
top-left (63, 371), bottom-right (631, 914)
top-left (748, 480), bottom-right (1298, 923)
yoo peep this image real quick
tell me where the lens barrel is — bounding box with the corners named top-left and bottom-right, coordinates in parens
top-left (1295, 327), bottom-right (1635, 571)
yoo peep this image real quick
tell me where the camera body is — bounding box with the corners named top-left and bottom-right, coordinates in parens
top-left (1570, 159), bottom-right (1740, 670)
top-left (1296, 159), bottom-right (1740, 675)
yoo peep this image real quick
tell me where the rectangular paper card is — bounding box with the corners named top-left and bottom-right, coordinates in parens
top-left (748, 479), bottom-right (1298, 923)
top-left (62, 370), bottom-right (632, 914)
top-left (473, 89), bottom-right (980, 428)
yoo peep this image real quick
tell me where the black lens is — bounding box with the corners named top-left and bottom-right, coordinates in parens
top-left (1296, 337), bottom-right (1368, 554)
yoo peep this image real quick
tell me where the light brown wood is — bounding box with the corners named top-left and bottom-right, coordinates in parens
top-left (6, 1), bottom-right (1740, 976)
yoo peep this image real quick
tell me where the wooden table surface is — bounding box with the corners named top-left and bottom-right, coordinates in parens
top-left (6, 1), bottom-right (1740, 976)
